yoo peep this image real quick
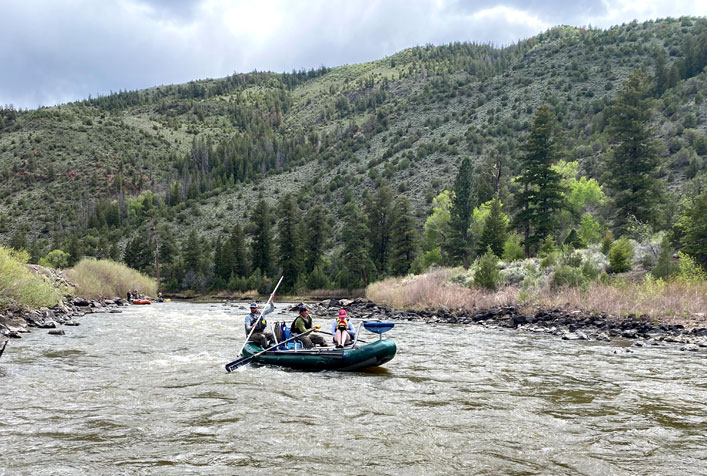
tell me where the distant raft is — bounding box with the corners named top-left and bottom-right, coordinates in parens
top-left (132, 299), bottom-right (152, 305)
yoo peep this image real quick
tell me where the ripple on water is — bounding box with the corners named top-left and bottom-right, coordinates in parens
top-left (1, 302), bottom-right (706, 475)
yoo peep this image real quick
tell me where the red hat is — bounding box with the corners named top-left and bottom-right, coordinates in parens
top-left (338, 309), bottom-right (347, 317)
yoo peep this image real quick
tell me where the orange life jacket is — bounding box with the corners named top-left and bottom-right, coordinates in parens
top-left (336, 316), bottom-right (349, 330)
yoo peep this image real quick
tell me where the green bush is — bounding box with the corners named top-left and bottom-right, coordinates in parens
top-left (0, 245), bottom-right (64, 308)
top-left (502, 233), bottom-right (525, 262)
top-left (38, 249), bottom-right (71, 269)
top-left (474, 248), bottom-right (501, 291)
top-left (608, 238), bottom-right (634, 273)
top-left (551, 265), bottom-right (587, 288)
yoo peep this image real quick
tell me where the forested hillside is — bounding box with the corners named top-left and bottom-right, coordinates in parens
top-left (1, 17), bottom-right (706, 294)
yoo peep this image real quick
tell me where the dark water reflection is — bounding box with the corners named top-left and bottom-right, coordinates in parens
top-left (1, 302), bottom-right (706, 475)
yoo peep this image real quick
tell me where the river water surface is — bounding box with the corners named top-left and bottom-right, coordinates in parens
top-left (1, 302), bottom-right (706, 475)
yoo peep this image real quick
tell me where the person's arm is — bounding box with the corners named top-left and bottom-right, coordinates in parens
top-left (331, 321), bottom-right (337, 334)
top-left (244, 314), bottom-right (253, 334)
top-left (293, 317), bottom-right (306, 334)
top-left (348, 321), bottom-right (356, 337)
top-left (261, 301), bottom-right (275, 317)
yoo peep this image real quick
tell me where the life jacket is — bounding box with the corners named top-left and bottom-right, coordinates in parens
top-left (251, 313), bottom-right (267, 332)
top-left (336, 316), bottom-right (349, 330)
top-left (290, 315), bottom-right (312, 333)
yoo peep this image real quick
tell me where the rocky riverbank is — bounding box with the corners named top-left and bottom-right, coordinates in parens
top-left (310, 298), bottom-right (707, 352)
top-left (0, 297), bottom-right (128, 359)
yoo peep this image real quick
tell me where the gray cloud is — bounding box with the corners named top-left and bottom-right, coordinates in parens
top-left (0, 0), bottom-right (703, 109)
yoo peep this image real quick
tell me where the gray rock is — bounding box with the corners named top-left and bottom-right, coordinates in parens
top-left (680, 344), bottom-right (699, 352)
top-left (596, 332), bottom-right (611, 342)
top-left (48, 329), bottom-right (65, 336)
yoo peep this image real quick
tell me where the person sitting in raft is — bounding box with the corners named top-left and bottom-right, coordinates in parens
top-left (331, 309), bottom-right (356, 348)
top-left (244, 301), bottom-right (275, 349)
top-left (290, 304), bottom-right (326, 349)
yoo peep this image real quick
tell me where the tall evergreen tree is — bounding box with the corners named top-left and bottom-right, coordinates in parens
top-left (277, 193), bottom-right (302, 291)
top-left (606, 69), bottom-right (663, 234)
top-left (366, 182), bottom-right (394, 275)
top-left (513, 104), bottom-right (565, 256)
top-left (339, 200), bottom-right (376, 289)
top-left (476, 197), bottom-right (509, 258)
top-left (251, 199), bottom-right (274, 277)
top-left (445, 157), bottom-right (476, 268)
top-left (228, 224), bottom-right (248, 278)
top-left (389, 196), bottom-right (418, 276)
top-left (303, 203), bottom-right (330, 274)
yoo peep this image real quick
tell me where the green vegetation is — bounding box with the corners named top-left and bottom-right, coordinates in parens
top-left (66, 258), bottom-right (157, 300)
top-left (1, 18), bottom-right (706, 301)
top-left (0, 245), bottom-right (64, 309)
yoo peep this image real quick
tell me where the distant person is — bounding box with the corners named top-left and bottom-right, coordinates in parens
top-left (290, 304), bottom-right (326, 348)
top-left (331, 309), bottom-right (356, 348)
top-left (126, 290), bottom-right (132, 303)
top-left (244, 301), bottom-right (275, 349)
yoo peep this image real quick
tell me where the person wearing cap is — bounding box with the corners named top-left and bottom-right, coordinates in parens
top-left (331, 309), bottom-right (356, 348)
top-left (244, 301), bottom-right (275, 348)
top-left (290, 304), bottom-right (327, 348)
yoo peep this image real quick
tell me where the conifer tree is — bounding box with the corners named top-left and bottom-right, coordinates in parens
top-left (277, 193), bottom-right (302, 291)
top-left (339, 199), bottom-right (376, 289)
top-left (445, 157), bottom-right (476, 268)
top-left (606, 69), bottom-right (663, 234)
top-left (514, 104), bottom-right (565, 256)
top-left (251, 199), bottom-right (273, 277)
top-left (365, 182), bottom-right (394, 274)
top-left (303, 204), bottom-right (330, 274)
top-left (228, 224), bottom-right (248, 278)
top-left (476, 197), bottom-right (509, 258)
top-left (389, 196), bottom-right (418, 276)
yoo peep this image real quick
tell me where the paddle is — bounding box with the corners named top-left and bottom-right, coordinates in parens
top-left (225, 329), bottom-right (313, 372)
top-left (236, 275), bottom-right (284, 358)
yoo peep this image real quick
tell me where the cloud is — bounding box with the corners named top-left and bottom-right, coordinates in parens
top-left (0, 0), bottom-right (703, 109)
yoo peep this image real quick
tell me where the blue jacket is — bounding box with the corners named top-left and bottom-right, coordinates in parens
top-left (244, 302), bottom-right (275, 334)
top-left (331, 320), bottom-right (356, 337)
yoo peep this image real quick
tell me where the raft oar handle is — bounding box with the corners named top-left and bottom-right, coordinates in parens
top-left (225, 329), bottom-right (313, 372)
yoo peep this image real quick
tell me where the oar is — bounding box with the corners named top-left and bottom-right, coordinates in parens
top-left (236, 275), bottom-right (284, 358)
top-left (225, 329), bottom-right (313, 372)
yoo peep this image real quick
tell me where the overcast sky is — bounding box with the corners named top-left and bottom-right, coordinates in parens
top-left (1, 0), bottom-right (704, 110)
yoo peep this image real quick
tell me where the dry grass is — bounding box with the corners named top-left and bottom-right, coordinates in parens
top-left (528, 280), bottom-right (707, 327)
top-left (366, 268), bottom-right (518, 311)
top-left (0, 245), bottom-right (63, 309)
top-left (367, 267), bottom-right (707, 328)
top-left (66, 258), bottom-right (157, 300)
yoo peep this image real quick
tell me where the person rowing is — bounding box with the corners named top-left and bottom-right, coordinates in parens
top-left (244, 300), bottom-right (275, 349)
top-left (290, 304), bottom-right (326, 348)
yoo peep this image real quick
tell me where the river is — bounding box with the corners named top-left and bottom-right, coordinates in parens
top-left (1, 302), bottom-right (706, 475)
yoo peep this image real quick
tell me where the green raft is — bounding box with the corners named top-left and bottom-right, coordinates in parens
top-left (241, 338), bottom-right (397, 371)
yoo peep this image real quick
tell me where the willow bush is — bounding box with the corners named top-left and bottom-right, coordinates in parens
top-left (66, 258), bottom-right (157, 300)
top-left (0, 245), bottom-right (63, 309)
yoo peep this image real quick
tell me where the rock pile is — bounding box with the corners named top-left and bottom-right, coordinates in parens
top-left (0, 296), bottom-right (129, 358)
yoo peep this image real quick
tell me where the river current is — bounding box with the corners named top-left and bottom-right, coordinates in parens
top-left (1, 302), bottom-right (706, 475)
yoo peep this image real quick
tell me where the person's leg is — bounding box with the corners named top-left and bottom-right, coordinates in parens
top-left (298, 335), bottom-right (313, 349)
top-left (342, 332), bottom-right (351, 345)
top-left (311, 334), bottom-right (327, 347)
top-left (334, 330), bottom-right (343, 346)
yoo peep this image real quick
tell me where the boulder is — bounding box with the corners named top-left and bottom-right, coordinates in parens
top-left (48, 329), bottom-right (65, 336)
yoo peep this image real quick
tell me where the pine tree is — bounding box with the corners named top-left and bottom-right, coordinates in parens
top-left (365, 182), bottom-right (394, 274)
top-left (228, 224), bottom-right (248, 278)
top-left (513, 104), bottom-right (565, 256)
top-left (251, 199), bottom-right (273, 277)
top-left (606, 69), bottom-right (663, 234)
top-left (277, 193), bottom-right (302, 291)
top-left (339, 199), bottom-right (376, 289)
top-left (445, 157), bottom-right (476, 268)
top-left (389, 196), bottom-right (418, 276)
top-left (476, 197), bottom-right (508, 258)
top-left (303, 203), bottom-right (330, 274)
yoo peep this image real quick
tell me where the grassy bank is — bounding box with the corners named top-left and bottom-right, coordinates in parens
top-left (366, 267), bottom-right (707, 329)
top-left (66, 258), bottom-right (157, 300)
top-left (0, 245), bottom-right (65, 309)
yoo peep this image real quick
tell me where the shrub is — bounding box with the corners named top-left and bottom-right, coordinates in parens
top-left (474, 248), bottom-right (501, 291)
top-left (66, 258), bottom-right (157, 299)
top-left (551, 265), bottom-right (587, 288)
top-left (601, 230), bottom-right (614, 254)
top-left (38, 249), bottom-right (71, 269)
top-left (608, 238), bottom-right (634, 273)
top-left (502, 233), bottom-right (525, 262)
top-left (676, 251), bottom-right (707, 283)
top-left (0, 245), bottom-right (64, 308)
